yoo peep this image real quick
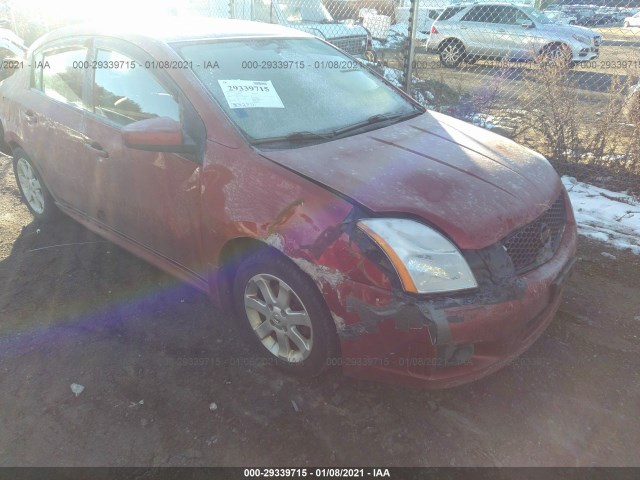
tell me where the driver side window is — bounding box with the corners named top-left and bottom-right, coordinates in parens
top-left (92, 49), bottom-right (179, 126)
top-left (512, 8), bottom-right (532, 25)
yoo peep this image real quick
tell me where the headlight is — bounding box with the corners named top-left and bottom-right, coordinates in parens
top-left (357, 219), bottom-right (478, 294)
top-left (572, 34), bottom-right (590, 44)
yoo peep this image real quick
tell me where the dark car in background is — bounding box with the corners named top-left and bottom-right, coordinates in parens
top-left (0, 18), bottom-right (577, 388)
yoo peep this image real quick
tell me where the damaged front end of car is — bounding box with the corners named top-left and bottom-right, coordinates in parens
top-left (251, 186), bottom-right (578, 388)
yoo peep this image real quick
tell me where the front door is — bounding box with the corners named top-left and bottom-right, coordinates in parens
top-left (82, 39), bottom-right (206, 278)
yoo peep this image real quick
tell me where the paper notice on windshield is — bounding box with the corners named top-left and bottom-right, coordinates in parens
top-left (218, 80), bottom-right (284, 109)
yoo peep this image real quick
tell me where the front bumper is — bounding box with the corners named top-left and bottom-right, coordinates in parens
top-left (573, 45), bottom-right (599, 61)
top-left (327, 209), bottom-right (578, 388)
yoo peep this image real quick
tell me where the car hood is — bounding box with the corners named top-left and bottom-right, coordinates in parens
top-left (538, 22), bottom-right (599, 37)
top-left (261, 111), bottom-right (563, 250)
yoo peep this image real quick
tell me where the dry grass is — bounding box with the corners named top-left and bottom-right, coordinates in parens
top-left (404, 47), bottom-right (640, 196)
top-left (513, 62), bottom-right (640, 195)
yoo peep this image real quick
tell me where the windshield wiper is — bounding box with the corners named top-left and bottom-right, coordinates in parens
top-left (252, 110), bottom-right (423, 147)
top-left (252, 130), bottom-right (336, 147)
top-left (332, 110), bottom-right (423, 137)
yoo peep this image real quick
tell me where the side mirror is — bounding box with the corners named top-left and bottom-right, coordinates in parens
top-left (520, 19), bottom-right (535, 28)
top-left (122, 116), bottom-right (196, 154)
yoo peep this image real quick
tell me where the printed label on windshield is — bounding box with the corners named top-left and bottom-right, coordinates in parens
top-left (218, 80), bottom-right (284, 109)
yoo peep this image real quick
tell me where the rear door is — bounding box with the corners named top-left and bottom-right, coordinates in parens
top-left (82, 38), bottom-right (206, 277)
top-left (460, 5), bottom-right (507, 58)
top-left (21, 40), bottom-right (100, 215)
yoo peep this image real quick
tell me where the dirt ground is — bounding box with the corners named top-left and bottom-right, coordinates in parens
top-left (1, 152), bottom-right (639, 467)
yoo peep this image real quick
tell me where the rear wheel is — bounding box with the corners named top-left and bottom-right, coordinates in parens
top-left (233, 250), bottom-right (338, 377)
top-left (12, 148), bottom-right (58, 222)
top-left (439, 40), bottom-right (465, 68)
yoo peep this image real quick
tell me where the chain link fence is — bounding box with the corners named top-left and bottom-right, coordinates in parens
top-left (3, 0), bottom-right (640, 194)
top-left (186, 0), bottom-right (640, 195)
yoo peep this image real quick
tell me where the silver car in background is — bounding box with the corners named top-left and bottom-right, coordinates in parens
top-left (426, 3), bottom-right (602, 67)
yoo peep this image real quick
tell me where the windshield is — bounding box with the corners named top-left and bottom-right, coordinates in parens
top-left (175, 38), bottom-right (420, 146)
top-left (276, 0), bottom-right (332, 23)
top-left (521, 7), bottom-right (551, 24)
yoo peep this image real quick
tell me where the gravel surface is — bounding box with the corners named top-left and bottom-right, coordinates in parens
top-left (1, 153), bottom-right (639, 466)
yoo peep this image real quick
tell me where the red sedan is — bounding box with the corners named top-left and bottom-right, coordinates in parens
top-left (0, 18), bottom-right (577, 387)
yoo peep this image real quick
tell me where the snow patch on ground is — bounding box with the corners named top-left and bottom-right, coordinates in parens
top-left (372, 23), bottom-right (428, 50)
top-left (563, 176), bottom-right (640, 255)
top-left (377, 65), bottom-right (434, 107)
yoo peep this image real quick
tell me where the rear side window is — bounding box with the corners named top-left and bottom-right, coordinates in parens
top-left (41, 47), bottom-right (87, 108)
top-left (438, 6), bottom-right (465, 21)
top-left (462, 6), bottom-right (502, 23)
top-left (428, 9), bottom-right (443, 20)
top-left (92, 49), bottom-right (180, 126)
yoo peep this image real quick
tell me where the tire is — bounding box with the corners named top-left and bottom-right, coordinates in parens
top-left (540, 44), bottom-right (572, 68)
top-left (12, 148), bottom-right (58, 222)
top-left (233, 250), bottom-right (338, 377)
top-left (439, 40), bottom-right (465, 68)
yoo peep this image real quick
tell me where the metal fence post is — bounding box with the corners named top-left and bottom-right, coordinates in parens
top-left (403, 0), bottom-right (419, 95)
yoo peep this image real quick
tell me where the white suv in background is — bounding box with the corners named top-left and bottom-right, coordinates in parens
top-left (624, 12), bottom-right (640, 27)
top-left (426, 3), bottom-right (602, 67)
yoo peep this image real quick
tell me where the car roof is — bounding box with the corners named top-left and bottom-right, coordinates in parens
top-left (30, 17), bottom-right (313, 51)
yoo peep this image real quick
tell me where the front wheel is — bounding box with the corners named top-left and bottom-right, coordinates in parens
top-left (540, 44), bottom-right (573, 68)
top-left (233, 251), bottom-right (338, 377)
top-left (13, 148), bottom-right (58, 222)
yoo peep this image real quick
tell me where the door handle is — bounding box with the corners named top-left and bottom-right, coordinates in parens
top-left (85, 141), bottom-right (109, 159)
top-left (497, 29), bottom-right (506, 32)
top-left (24, 110), bottom-right (37, 124)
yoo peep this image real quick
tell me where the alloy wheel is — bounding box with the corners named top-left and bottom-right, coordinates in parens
top-left (441, 43), bottom-right (463, 67)
top-left (16, 157), bottom-right (45, 214)
top-left (243, 273), bottom-right (313, 363)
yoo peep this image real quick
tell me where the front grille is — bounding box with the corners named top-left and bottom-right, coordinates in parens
top-left (502, 194), bottom-right (566, 274)
top-left (331, 36), bottom-right (366, 56)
